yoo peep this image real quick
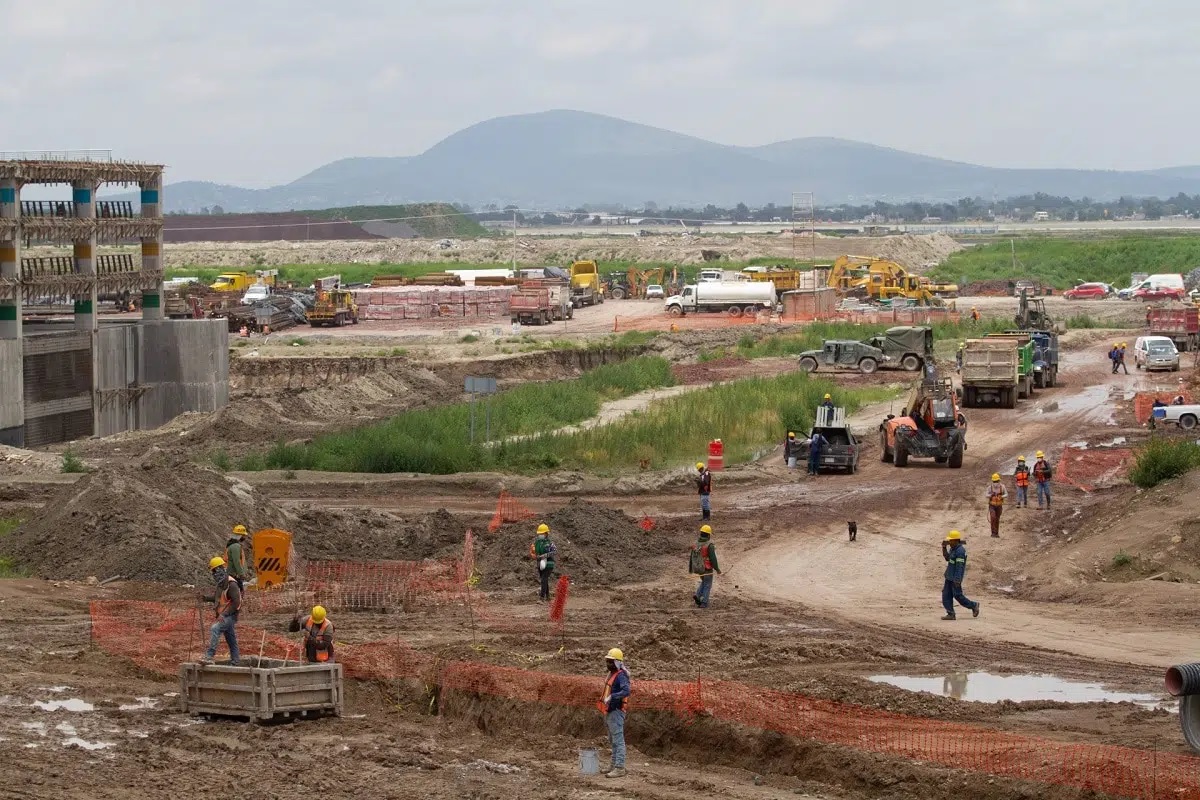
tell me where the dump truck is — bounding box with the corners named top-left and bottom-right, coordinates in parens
top-left (1005, 328), bottom-right (1059, 387)
top-left (568, 260), bottom-right (603, 307)
top-left (960, 338), bottom-right (1022, 408)
top-left (308, 288), bottom-right (359, 327)
top-left (862, 326), bottom-right (933, 372)
top-left (984, 333), bottom-right (1036, 398)
top-left (1147, 307), bottom-right (1200, 352)
top-left (664, 281), bottom-right (776, 316)
top-left (211, 269), bottom-right (277, 293)
top-left (801, 406), bottom-right (861, 474)
top-left (879, 375), bottom-right (965, 468)
top-left (510, 287), bottom-right (554, 325)
top-left (520, 279), bottom-right (573, 320)
top-left (798, 340), bottom-right (889, 374)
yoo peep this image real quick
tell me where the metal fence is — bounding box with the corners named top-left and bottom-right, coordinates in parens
top-left (0, 149), bottom-right (113, 162)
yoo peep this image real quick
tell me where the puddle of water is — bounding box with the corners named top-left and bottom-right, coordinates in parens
top-left (118, 697), bottom-right (158, 711)
top-left (38, 686), bottom-right (72, 693)
top-left (868, 672), bottom-right (1164, 707)
top-left (63, 736), bottom-right (114, 751)
top-left (54, 722), bottom-right (77, 736)
top-left (20, 722), bottom-right (47, 737)
top-left (33, 698), bottom-right (95, 712)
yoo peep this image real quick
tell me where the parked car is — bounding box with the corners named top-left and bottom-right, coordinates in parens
top-left (1133, 335), bottom-right (1180, 371)
top-left (241, 284), bottom-right (272, 305)
top-left (1064, 282), bottom-right (1109, 300)
top-left (1133, 286), bottom-right (1186, 302)
top-left (645, 284), bottom-right (665, 299)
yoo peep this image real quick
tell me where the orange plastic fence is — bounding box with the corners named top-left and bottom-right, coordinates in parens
top-left (1056, 446), bottom-right (1134, 492)
top-left (612, 313), bottom-right (774, 332)
top-left (1134, 391), bottom-right (1194, 424)
top-left (90, 599), bottom-right (1200, 799)
top-left (487, 490), bottom-right (535, 533)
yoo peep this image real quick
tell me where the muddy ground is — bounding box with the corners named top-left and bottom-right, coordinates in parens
top-left (2, 294), bottom-right (1198, 799)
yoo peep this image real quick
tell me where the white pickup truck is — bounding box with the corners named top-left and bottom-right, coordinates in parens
top-left (1152, 402), bottom-right (1200, 429)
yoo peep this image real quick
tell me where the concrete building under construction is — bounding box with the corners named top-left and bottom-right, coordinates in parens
top-left (0, 151), bottom-right (227, 447)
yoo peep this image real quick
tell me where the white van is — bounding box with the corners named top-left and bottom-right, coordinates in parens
top-left (1134, 335), bottom-right (1180, 371)
top-left (1120, 273), bottom-right (1183, 300)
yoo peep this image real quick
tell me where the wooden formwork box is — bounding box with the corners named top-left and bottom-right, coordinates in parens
top-left (179, 660), bottom-right (343, 722)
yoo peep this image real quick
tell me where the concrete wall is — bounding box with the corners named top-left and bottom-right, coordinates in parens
top-left (95, 319), bottom-right (228, 437)
top-left (0, 339), bottom-right (21, 445)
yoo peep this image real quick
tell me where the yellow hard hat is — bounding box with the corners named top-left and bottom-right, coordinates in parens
top-left (232, 524), bottom-right (248, 536)
top-left (536, 523), bottom-right (550, 534)
top-left (946, 530), bottom-right (962, 540)
top-left (696, 462), bottom-right (705, 470)
top-left (699, 524), bottom-right (712, 535)
top-left (1036, 450), bottom-right (1044, 458)
top-left (1017, 455), bottom-right (1025, 461)
top-left (788, 431), bottom-right (795, 437)
top-left (1121, 342), bottom-right (1127, 347)
top-left (971, 306), bottom-right (977, 310)
top-left (990, 473), bottom-right (1001, 481)
top-left (1113, 342), bottom-right (1119, 348)
top-left (209, 556), bottom-right (226, 570)
top-left (311, 605), bottom-right (327, 623)
top-left (606, 648), bottom-right (624, 661)
top-left (824, 393), bottom-right (832, 400)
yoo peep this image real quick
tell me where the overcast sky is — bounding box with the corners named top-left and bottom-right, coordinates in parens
top-left (4, 0), bottom-right (1198, 187)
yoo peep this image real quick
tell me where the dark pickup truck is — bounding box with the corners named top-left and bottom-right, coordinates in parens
top-left (800, 406), bottom-right (861, 474)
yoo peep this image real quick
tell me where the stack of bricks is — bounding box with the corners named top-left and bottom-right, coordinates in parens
top-left (353, 286), bottom-right (514, 321)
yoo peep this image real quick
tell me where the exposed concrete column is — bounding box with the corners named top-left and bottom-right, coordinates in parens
top-left (72, 179), bottom-right (98, 331)
top-left (0, 176), bottom-right (23, 445)
top-left (0, 177), bottom-right (20, 340)
top-left (140, 173), bottom-right (164, 320)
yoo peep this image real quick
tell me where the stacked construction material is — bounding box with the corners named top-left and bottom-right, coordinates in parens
top-left (353, 285), bottom-right (514, 321)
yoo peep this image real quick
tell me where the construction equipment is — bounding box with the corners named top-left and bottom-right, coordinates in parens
top-left (252, 528), bottom-right (293, 590)
top-left (1004, 328), bottom-right (1059, 387)
top-left (983, 333), bottom-right (1036, 399)
top-left (308, 279), bottom-right (359, 328)
top-left (1014, 289), bottom-right (1055, 330)
top-left (826, 256), bottom-right (944, 306)
top-left (803, 406), bottom-right (861, 474)
top-left (628, 267), bottom-right (665, 299)
top-left (211, 269), bottom-right (277, 293)
top-left (918, 276), bottom-right (959, 298)
top-left (568, 260), bottom-right (604, 307)
top-left (1147, 306), bottom-right (1200, 352)
top-left (879, 374), bottom-right (965, 468)
top-left (510, 287), bottom-right (554, 325)
top-left (743, 267), bottom-right (802, 292)
top-left (519, 278), bottom-right (573, 320)
top-left (665, 281), bottom-right (776, 317)
top-left (961, 338), bottom-right (1022, 408)
top-left (603, 271), bottom-right (632, 299)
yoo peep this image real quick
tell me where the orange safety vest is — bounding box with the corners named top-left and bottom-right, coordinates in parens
top-left (699, 543), bottom-right (713, 572)
top-left (1033, 461), bottom-right (1051, 483)
top-left (215, 577), bottom-right (238, 617)
top-left (302, 617), bottom-right (334, 663)
top-left (988, 484), bottom-right (1006, 506)
top-left (601, 668), bottom-right (630, 712)
top-left (1014, 467), bottom-right (1030, 488)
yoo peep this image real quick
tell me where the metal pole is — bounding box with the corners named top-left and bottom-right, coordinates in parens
top-left (511, 210), bottom-right (517, 272)
top-left (469, 391), bottom-right (476, 444)
top-left (485, 394), bottom-right (491, 442)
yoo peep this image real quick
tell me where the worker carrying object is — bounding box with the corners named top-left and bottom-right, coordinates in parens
top-left (288, 605), bottom-right (335, 663)
top-left (940, 530), bottom-right (980, 621)
top-left (695, 462), bottom-right (712, 521)
top-left (529, 523), bottom-right (558, 602)
top-left (599, 647), bottom-right (631, 778)
top-left (1033, 450), bottom-right (1053, 510)
top-left (784, 431), bottom-right (799, 471)
top-left (201, 556), bottom-right (242, 666)
top-left (986, 473), bottom-right (1007, 537)
top-left (807, 430), bottom-right (828, 476)
top-left (689, 524), bottom-right (722, 608)
top-left (1013, 456), bottom-right (1030, 508)
top-left (225, 524), bottom-right (249, 592)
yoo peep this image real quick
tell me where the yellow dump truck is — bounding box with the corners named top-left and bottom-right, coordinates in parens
top-left (568, 260), bottom-right (603, 307)
top-left (211, 269), bottom-right (278, 293)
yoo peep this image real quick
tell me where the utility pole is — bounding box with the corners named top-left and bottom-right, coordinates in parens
top-left (511, 209), bottom-right (517, 273)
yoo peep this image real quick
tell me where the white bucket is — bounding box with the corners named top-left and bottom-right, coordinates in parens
top-left (578, 747), bottom-right (600, 774)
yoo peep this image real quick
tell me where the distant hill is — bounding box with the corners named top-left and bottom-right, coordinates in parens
top-left (126, 110), bottom-right (1200, 211)
top-left (163, 203), bottom-right (483, 242)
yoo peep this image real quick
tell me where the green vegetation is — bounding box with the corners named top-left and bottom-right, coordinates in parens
top-left (0, 517), bottom-right (22, 536)
top-left (489, 373), bottom-right (896, 472)
top-left (930, 237), bottom-right (1200, 290)
top-left (1128, 438), bottom-right (1200, 488)
top-left (60, 449), bottom-right (86, 474)
top-left (249, 357), bottom-right (675, 474)
top-left (1064, 314), bottom-right (1103, 329)
top-left (299, 203), bottom-right (485, 238)
top-left (210, 450), bottom-right (233, 472)
top-left (1111, 550), bottom-right (1133, 569)
top-left (0, 517), bottom-right (25, 577)
top-left (460, 334), bottom-right (480, 344)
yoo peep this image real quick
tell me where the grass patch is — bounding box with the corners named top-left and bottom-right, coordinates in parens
top-left (0, 516), bottom-right (23, 536)
top-left (1112, 550), bottom-right (1133, 569)
top-left (489, 373), bottom-right (897, 472)
top-left (210, 450), bottom-right (232, 472)
top-left (248, 356), bottom-right (675, 474)
top-left (931, 236), bottom-right (1200, 290)
top-left (0, 557), bottom-right (27, 578)
top-left (60, 449), bottom-right (86, 474)
top-left (460, 334), bottom-right (480, 344)
top-left (1064, 314), bottom-right (1103, 329)
top-left (1128, 438), bottom-right (1200, 488)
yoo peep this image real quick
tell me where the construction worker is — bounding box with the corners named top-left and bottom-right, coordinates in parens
top-left (940, 530), bottom-right (980, 620)
top-left (288, 605), bottom-right (335, 663)
top-left (225, 524), bottom-right (249, 592)
top-left (807, 429), bottom-right (828, 476)
top-left (529, 523), bottom-right (557, 602)
top-left (1033, 450), bottom-right (1053, 510)
top-left (1108, 342), bottom-right (1120, 374)
top-left (955, 342), bottom-right (964, 373)
top-left (695, 462), bottom-right (711, 521)
top-left (820, 392), bottom-right (835, 410)
top-left (986, 472), bottom-right (1007, 537)
top-left (600, 648), bottom-right (631, 778)
top-left (970, 307), bottom-right (980, 323)
top-left (1013, 456), bottom-right (1031, 508)
top-left (690, 524), bottom-right (721, 608)
top-left (1118, 342), bottom-right (1129, 374)
top-left (784, 431), bottom-right (799, 470)
top-left (201, 556), bottom-right (241, 666)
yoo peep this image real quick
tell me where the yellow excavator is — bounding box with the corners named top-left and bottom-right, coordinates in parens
top-left (827, 255), bottom-right (945, 306)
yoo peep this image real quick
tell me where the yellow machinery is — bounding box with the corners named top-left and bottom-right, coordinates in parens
top-left (919, 276), bottom-right (959, 298)
top-left (309, 275), bottom-right (360, 327)
top-left (828, 256), bottom-right (944, 306)
top-left (627, 267), bottom-right (665, 299)
top-left (211, 269), bottom-right (277, 293)
top-left (569, 260), bottom-right (603, 306)
top-left (743, 268), bottom-right (802, 292)
top-left (251, 528), bottom-right (293, 590)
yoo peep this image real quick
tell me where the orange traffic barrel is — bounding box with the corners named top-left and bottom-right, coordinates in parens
top-left (707, 438), bottom-right (724, 471)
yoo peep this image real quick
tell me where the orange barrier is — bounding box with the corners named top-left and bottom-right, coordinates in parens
top-left (1134, 391), bottom-right (1193, 424)
top-left (91, 599), bottom-right (1200, 799)
top-left (612, 313), bottom-right (778, 332)
top-left (1056, 446), bottom-right (1134, 492)
top-left (487, 490), bottom-right (535, 533)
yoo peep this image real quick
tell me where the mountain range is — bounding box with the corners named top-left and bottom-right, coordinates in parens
top-left (130, 110), bottom-right (1200, 212)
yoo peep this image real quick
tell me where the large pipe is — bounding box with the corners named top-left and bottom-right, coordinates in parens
top-left (1166, 662), bottom-right (1200, 696)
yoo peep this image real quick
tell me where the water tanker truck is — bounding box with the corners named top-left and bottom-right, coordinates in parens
top-left (664, 281), bottom-right (776, 317)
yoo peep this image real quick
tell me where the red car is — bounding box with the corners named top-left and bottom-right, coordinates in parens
top-left (1064, 282), bottom-right (1109, 300)
top-left (1133, 286), bottom-right (1185, 302)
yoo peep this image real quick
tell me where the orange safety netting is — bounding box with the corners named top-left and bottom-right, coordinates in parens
top-left (91, 599), bottom-right (1200, 800)
top-left (612, 313), bottom-right (773, 332)
top-left (1056, 446), bottom-right (1134, 492)
top-left (1134, 390), bottom-right (1194, 424)
top-left (487, 490), bottom-right (535, 533)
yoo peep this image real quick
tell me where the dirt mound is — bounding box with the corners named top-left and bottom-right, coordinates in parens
top-left (289, 506), bottom-right (471, 562)
top-left (0, 455), bottom-right (293, 583)
top-left (476, 497), bottom-right (684, 588)
top-left (0, 444), bottom-right (65, 476)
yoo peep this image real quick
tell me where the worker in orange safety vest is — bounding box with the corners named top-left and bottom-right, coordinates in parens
top-left (986, 473), bottom-right (1007, 537)
top-left (288, 605), bottom-right (335, 663)
top-left (1013, 456), bottom-right (1031, 508)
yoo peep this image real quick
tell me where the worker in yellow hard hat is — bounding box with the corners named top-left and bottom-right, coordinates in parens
top-left (225, 524), bottom-right (249, 592)
top-left (955, 341), bottom-right (965, 373)
top-left (695, 461), bottom-right (711, 521)
top-left (821, 392), bottom-right (835, 410)
top-left (1033, 450), bottom-right (1053, 510)
top-left (201, 556), bottom-right (241, 666)
top-left (1013, 456), bottom-right (1030, 508)
top-left (600, 647), bottom-right (631, 778)
top-left (1116, 342), bottom-right (1129, 375)
top-left (529, 522), bottom-right (558, 602)
top-left (784, 430), bottom-right (799, 470)
top-left (689, 524), bottom-right (722, 608)
top-left (288, 604), bottom-right (335, 663)
top-left (986, 472), bottom-right (1008, 537)
top-left (970, 306), bottom-right (980, 323)
top-left (941, 530), bottom-right (980, 621)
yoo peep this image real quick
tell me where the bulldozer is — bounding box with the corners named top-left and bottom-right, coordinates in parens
top-left (879, 369), bottom-right (966, 468)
